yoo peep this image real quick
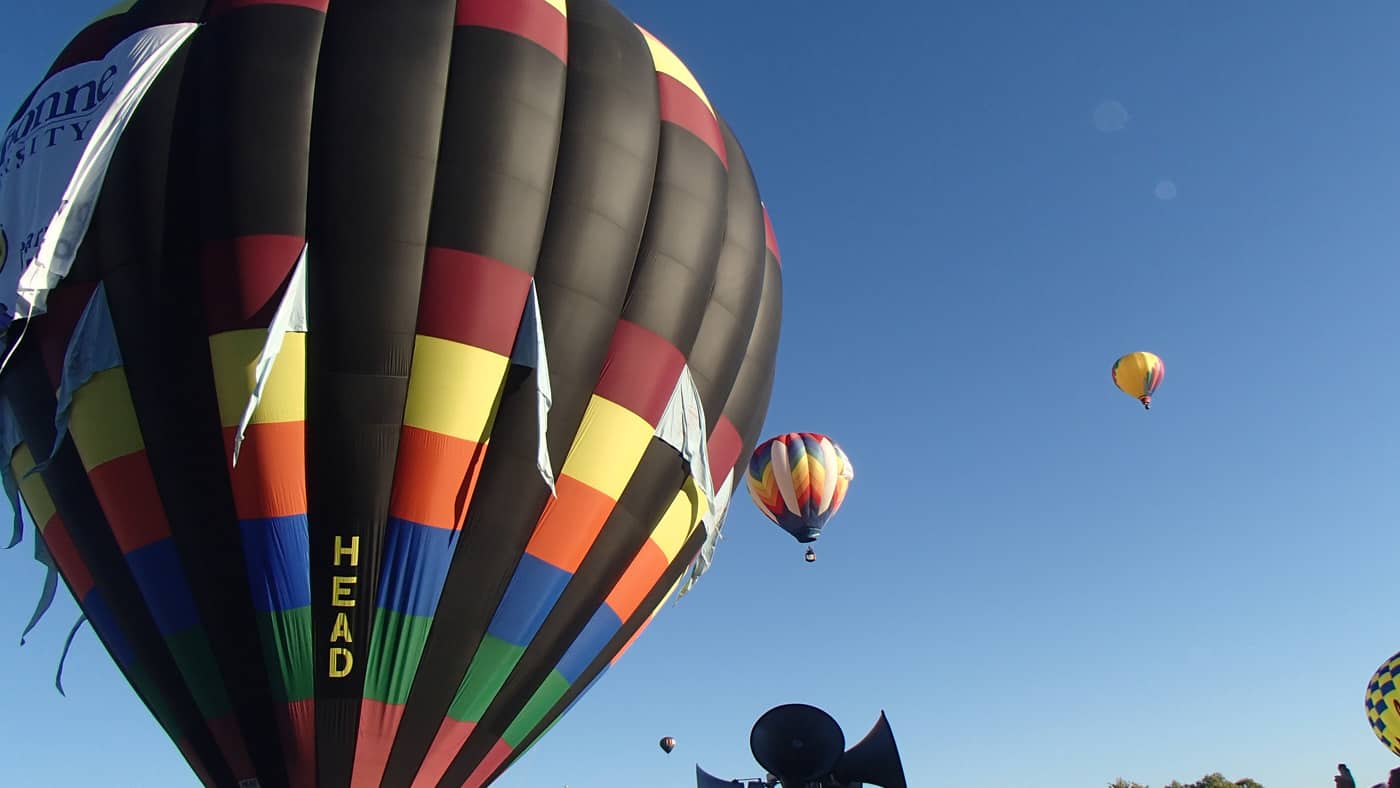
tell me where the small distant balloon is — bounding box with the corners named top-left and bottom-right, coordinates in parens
top-left (660, 736), bottom-right (677, 754)
top-left (1365, 651), bottom-right (1400, 758)
top-left (1111, 352), bottom-right (1165, 410)
top-left (1154, 179), bottom-right (1178, 201)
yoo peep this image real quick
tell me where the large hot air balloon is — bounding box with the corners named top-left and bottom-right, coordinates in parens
top-left (1365, 650), bottom-right (1400, 758)
top-left (1111, 351), bottom-right (1165, 410)
top-left (0, 1), bottom-right (783, 786)
top-left (745, 433), bottom-right (852, 562)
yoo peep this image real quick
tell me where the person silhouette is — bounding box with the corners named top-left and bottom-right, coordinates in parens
top-left (1389, 765), bottom-right (1400, 788)
top-left (1335, 763), bottom-right (1355, 788)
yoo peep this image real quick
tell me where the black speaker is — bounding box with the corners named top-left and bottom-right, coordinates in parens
top-left (697, 764), bottom-right (743, 787)
top-left (749, 704), bottom-right (846, 786)
top-left (832, 711), bottom-right (907, 788)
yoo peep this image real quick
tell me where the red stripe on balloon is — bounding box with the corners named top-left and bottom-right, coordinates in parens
top-left (42, 517), bottom-right (95, 599)
top-left (456, 0), bottom-right (567, 63)
top-left (593, 320), bottom-right (686, 425)
top-left (462, 739), bottom-right (513, 788)
top-left (35, 282), bottom-right (98, 388)
top-left (277, 698), bottom-right (316, 788)
top-left (352, 699), bottom-right (406, 788)
top-left (415, 719), bottom-right (478, 788)
top-left (706, 416), bottom-right (742, 487)
top-left (200, 235), bottom-right (306, 335)
top-left (762, 205), bottom-right (781, 266)
top-left (657, 75), bottom-right (727, 168)
top-left (87, 453), bottom-right (171, 554)
top-left (415, 248), bottom-right (532, 354)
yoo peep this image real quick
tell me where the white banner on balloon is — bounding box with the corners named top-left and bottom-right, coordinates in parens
top-left (0, 22), bottom-right (198, 328)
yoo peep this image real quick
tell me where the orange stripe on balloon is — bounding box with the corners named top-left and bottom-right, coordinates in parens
top-left (524, 476), bottom-right (616, 573)
top-left (222, 422), bottom-right (306, 520)
top-left (603, 540), bottom-right (668, 621)
top-left (388, 426), bottom-right (487, 530)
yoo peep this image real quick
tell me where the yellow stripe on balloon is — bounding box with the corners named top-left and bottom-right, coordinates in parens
top-left (558, 396), bottom-right (653, 500)
top-left (635, 26), bottom-right (715, 117)
top-left (12, 445), bottom-right (56, 530)
top-left (209, 330), bottom-right (307, 428)
top-left (651, 479), bottom-right (706, 562)
top-left (403, 336), bottom-right (510, 443)
top-left (68, 368), bottom-right (145, 471)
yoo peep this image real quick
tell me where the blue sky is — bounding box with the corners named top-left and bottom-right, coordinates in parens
top-left (3, 1), bottom-right (1400, 786)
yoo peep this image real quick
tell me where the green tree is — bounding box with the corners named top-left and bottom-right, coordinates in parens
top-left (1112, 774), bottom-right (1265, 788)
top-left (1179, 774), bottom-right (1264, 788)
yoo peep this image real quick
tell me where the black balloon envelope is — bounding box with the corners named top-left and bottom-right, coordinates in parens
top-left (0, 0), bottom-right (784, 786)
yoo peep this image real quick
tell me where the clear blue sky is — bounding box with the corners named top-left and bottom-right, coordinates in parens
top-left (3, 1), bottom-right (1399, 786)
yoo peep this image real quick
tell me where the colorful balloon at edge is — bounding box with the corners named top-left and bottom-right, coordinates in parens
top-left (0, 1), bottom-right (785, 786)
top-left (746, 433), bottom-right (854, 562)
top-left (1112, 351), bottom-right (1166, 410)
top-left (1365, 650), bottom-right (1400, 757)
top-left (659, 736), bottom-right (677, 754)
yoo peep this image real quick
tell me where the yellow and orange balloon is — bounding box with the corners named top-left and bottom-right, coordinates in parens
top-left (1112, 351), bottom-right (1165, 410)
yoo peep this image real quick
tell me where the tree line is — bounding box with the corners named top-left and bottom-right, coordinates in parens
top-left (1109, 775), bottom-right (1263, 788)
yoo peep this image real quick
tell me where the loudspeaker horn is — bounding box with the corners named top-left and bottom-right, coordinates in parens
top-left (749, 703), bottom-right (845, 786)
top-left (696, 764), bottom-right (742, 787)
top-left (831, 711), bottom-right (907, 788)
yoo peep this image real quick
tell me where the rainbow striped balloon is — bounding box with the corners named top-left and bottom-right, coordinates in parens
top-left (745, 433), bottom-right (853, 544)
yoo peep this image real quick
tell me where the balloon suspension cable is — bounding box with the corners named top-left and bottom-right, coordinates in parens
top-left (0, 318), bottom-right (32, 378)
